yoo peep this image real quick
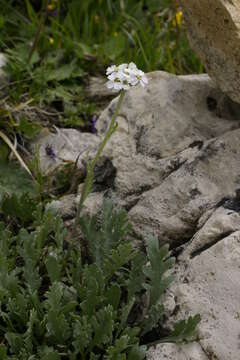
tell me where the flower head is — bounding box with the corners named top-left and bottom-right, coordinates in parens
top-left (106, 62), bottom-right (148, 91)
top-left (106, 63), bottom-right (127, 76)
top-left (49, 37), bottom-right (54, 45)
top-left (173, 10), bottom-right (183, 27)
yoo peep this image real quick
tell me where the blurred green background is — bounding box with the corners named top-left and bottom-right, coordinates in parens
top-left (0, 0), bottom-right (203, 133)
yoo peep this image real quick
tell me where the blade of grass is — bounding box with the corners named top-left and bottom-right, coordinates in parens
top-left (28, 0), bottom-right (50, 63)
top-left (0, 130), bottom-right (33, 178)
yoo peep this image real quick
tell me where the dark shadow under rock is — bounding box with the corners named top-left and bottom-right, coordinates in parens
top-left (93, 157), bottom-right (117, 191)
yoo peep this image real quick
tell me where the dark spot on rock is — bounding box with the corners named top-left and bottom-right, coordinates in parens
top-left (197, 143), bottom-right (218, 162)
top-left (189, 140), bottom-right (204, 149)
top-left (236, 188), bottom-right (240, 199)
top-left (216, 196), bottom-right (231, 208)
top-left (184, 162), bottom-right (195, 176)
top-left (219, 142), bottom-right (226, 150)
top-left (172, 304), bottom-right (180, 316)
top-left (206, 96), bottom-right (217, 112)
top-left (171, 244), bottom-right (186, 258)
top-left (94, 157), bottom-right (117, 191)
top-left (135, 125), bottom-right (145, 154)
top-left (224, 18), bottom-right (229, 24)
top-left (216, 189), bottom-right (240, 212)
top-left (189, 188), bottom-right (201, 198)
top-left (216, 95), bottom-right (240, 120)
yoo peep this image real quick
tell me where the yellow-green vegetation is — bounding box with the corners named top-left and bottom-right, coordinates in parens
top-left (0, 0), bottom-right (202, 120)
top-left (0, 0), bottom-right (202, 160)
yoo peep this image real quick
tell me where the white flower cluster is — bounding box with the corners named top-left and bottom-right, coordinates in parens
top-left (106, 62), bottom-right (148, 91)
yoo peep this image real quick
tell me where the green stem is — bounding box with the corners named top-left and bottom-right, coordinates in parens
top-left (28, 0), bottom-right (49, 63)
top-left (71, 90), bottom-right (125, 238)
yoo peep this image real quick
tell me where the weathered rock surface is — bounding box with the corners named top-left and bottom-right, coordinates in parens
top-left (179, 0), bottom-right (240, 104)
top-left (129, 129), bottom-right (240, 245)
top-left (148, 220), bottom-right (240, 359)
top-left (162, 230), bottom-right (240, 360)
top-left (96, 71), bottom-right (240, 246)
top-left (36, 71), bottom-right (240, 359)
top-left (32, 128), bottom-right (99, 175)
top-left (147, 342), bottom-right (208, 360)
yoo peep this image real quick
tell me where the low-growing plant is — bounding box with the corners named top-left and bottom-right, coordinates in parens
top-left (0, 198), bottom-right (200, 359)
top-left (0, 162), bottom-right (36, 202)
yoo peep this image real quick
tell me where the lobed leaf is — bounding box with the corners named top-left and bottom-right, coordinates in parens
top-left (143, 236), bottom-right (175, 307)
top-left (161, 315), bottom-right (201, 344)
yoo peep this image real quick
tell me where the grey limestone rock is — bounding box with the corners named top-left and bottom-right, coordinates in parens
top-left (165, 230), bottom-right (240, 360)
top-left (32, 128), bottom-right (100, 175)
top-left (147, 342), bottom-right (208, 360)
top-left (179, 0), bottom-right (240, 104)
top-left (96, 71), bottom-right (240, 245)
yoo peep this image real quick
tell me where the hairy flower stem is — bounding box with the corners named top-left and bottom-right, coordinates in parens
top-left (71, 90), bottom-right (125, 239)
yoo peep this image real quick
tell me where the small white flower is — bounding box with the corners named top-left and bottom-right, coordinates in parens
top-left (106, 63), bottom-right (128, 76)
top-left (119, 63), bottom-right (128, 71)
top-left (106, 65), bottom-right (118, 75)
top-left (106, 62), bottom-right (148, 91)
top-left (136, 70), bottom-right (148, 87)
top-left (107, 72), bottom-right (121, 82)
top-left (128, 62), bottom-right (137, 69)
top-left (140, 76), bottom-right (148, 87)
top-left (106, 80), bottom-right (120, 91)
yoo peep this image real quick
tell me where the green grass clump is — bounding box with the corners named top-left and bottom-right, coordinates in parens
top-left (0, 0), bottom-right (202, 157)
top-left (0, 198), bottom-right (200, 359)
top-left (0, 0), bottom-right (202, 103)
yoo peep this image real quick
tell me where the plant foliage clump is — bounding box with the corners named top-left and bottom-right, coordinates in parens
top-left (0, 199), bottom-right (200, 359)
